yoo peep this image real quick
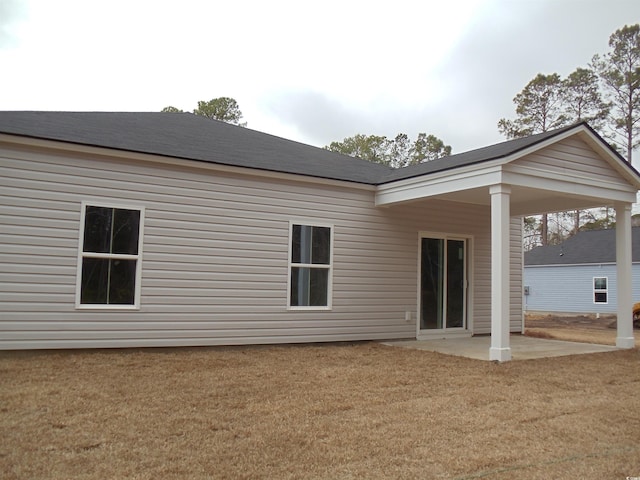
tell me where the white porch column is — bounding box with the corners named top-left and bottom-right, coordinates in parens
top-left (615, 202), bottom-right (635, 348)
top-left (489, 184), bottom-right (512, 361)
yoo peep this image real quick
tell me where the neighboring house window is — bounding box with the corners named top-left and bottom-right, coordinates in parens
top-left (593, 277), bottom-right (608, 304)
top-left (288, 223), bottom-right (332, 309)
top-left (76, 203), bottom-right (144, 308)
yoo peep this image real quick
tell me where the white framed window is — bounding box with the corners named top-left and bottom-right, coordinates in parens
top-left (288, 222), bottom-right (333, 310)
top-left (76, 202), bottom-right (144, 309)
top-left (593, 277), bottom-right (608, 304)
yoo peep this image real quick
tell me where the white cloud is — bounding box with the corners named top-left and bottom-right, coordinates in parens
top-left (1, 0), bottom-right (639, 156)
top-left (0, 0), bottom-right (28, 47)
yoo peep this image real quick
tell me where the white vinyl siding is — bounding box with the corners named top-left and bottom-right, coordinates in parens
top-left (509, 217), bottom-right (524, 333)
top-left (508, 136), bottom-right (633, 191)
top-left (1, 141), bottom-right (511, 349)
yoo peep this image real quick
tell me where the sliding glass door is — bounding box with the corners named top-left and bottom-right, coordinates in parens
top-left (420, 236), bottom-right (467, 332)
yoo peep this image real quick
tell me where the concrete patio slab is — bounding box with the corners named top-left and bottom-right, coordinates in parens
top-left (381, 334), bottom-right (619, 361)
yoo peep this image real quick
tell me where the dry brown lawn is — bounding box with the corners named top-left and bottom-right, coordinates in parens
top-left (1, 343), bottom-right (639, 479)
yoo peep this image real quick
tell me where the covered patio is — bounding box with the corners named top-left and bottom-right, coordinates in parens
top-left (377, 123), bottom-right (640, 361)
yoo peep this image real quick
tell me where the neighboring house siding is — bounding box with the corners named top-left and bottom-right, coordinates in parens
top-left (523, 264), bottom-right (640, 314)
top-left (1, 144), bottom-right (517, 349)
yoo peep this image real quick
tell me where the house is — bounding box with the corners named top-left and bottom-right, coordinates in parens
top-left (524, 227), bottom-right (640, 314)
top-left (1, 112), bottom-right (638, 361)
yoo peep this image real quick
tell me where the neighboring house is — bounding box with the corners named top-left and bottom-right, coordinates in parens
top-left (1, 113), bottom-right (638, 360)
top-left (524, 228), bottom-right (640, 314)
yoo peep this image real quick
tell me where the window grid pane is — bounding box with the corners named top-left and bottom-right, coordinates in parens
top-left (299, 225), bottom-right (312, 264)
top-left (309, 268), bottom-right (329, 306)
top-left (81, 258), bottom-right (109, 304)
top-left (290, 267), bottom-right (306, 306)
top-left (108, 259), bottom-right (137, 304)
top-left (291, 224), bottom-right (302, 263)
top-left (594, 292), bottom-right (608, 303)
top-left (83, 206), bottom-right (113, 253)
top-left (311, 226), bottom-right (330, 265)
top-left (594, 278), bottom-right (607, 290)
top-left (112, 209), bottom-right (140, 254)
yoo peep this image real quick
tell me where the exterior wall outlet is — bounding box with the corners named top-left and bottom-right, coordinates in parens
top-left (405, 311), bottom-right (412, 322)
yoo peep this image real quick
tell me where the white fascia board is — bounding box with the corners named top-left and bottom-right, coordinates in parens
top-left (505, 162), bottom-right (638, 194)
top-left (503, 170), bottom-right (637, 204)
top-left (375, 164), bottom-right (504, 206)
top-left (0, 134), bottom-right (377, 192)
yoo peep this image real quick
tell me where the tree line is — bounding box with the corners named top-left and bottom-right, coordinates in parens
top-left (325, 133), bottom-right (451, 169)
top-left (499, 24), bottom-right (639, 163)
top-left (501, 24), bottom-right (639, 249)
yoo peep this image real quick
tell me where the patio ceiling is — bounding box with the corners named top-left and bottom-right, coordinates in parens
top-left (410, 184), bottom-right (618, 217)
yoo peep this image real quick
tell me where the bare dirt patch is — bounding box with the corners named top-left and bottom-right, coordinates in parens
top-left (524, 313), bottom-right (639, 346)
top-left (1, 343), bottom-right (639, 479)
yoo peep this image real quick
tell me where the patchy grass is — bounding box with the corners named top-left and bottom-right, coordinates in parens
top-left (525, 327), bottom-right (622, 345)
top-left (1, 343), bottom-right (639, 479)
top-left (524, 313), bottom-right (639, 347)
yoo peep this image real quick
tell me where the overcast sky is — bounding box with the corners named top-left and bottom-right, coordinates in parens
top-left (1, 0), bottom-right (639, 155)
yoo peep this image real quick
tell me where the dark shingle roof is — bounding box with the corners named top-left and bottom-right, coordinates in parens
top-left (524, 227), bottom-right (640, 265)
top-left (0, 112), bottom-right (628, 185)
top-left (0, 111), bottom-right (392, 184)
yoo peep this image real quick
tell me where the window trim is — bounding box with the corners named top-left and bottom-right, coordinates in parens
top-left (75, 201), bottom-right (145, 310)
top-left (593, 276), bottom-right (608, 305)
top-left (287, 221), bottom-right (334, 311)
